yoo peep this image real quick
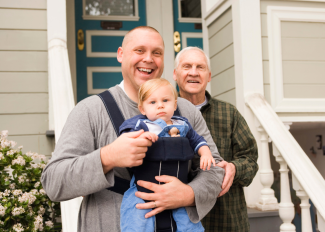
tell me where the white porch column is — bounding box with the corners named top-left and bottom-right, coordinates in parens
top-left (231, 0), bottom-right (265, 207)
top-left (47, 0), bottom-right (79, 231)
top-left (256, 124), bottom-right (278, 211)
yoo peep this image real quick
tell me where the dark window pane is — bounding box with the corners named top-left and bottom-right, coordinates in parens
top-left (180, 0), bottom-right (201, 18)
top-left (85, 0), bottom-right (134, 16)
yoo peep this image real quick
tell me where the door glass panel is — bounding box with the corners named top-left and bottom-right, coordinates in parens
top-left (85, 0), bottom-right (135, 16)
top-left (180, 0), bottom-right (201, 18)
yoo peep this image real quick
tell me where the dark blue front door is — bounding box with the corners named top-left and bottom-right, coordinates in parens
top-left (173, 0), bottom-right (203, 53)
top-left (75, 0), bottom-right (147, 102)
top-left (75, 0), bottom-right (203, 102)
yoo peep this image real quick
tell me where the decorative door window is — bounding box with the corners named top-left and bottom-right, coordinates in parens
top-left (83, 0), bottom-right (139, 20)
top-left (179, 0), bottom-right (201, 22)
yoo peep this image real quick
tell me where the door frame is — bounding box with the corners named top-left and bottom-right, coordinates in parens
top-left (67, 0), bottom-right (176, 102)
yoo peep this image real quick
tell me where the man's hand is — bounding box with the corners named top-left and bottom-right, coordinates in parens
top-left (135, 175), bottom-right (195, 218)
top-left (216, 161), bottom-right (236, 197)
top-left (100, 130), bottom-right (152, 173)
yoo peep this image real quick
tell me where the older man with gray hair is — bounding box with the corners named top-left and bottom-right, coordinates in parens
top-left (173, 46), bottom-right (259, 232)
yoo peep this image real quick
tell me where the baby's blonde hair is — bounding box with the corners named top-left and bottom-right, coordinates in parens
top-left (138, 78), bottom-right (178, 107)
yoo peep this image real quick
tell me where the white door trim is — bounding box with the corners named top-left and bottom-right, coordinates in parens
top-left (146, 0), bottom-right (175, 86)
top-left (181, 32), bottom-right (203, 48)
top-left (87, 66), bottom-right (122, 94)
top-left (86, 30), bottom-right (128, 58)
top-left (204, 0), bottom-right (227, 20)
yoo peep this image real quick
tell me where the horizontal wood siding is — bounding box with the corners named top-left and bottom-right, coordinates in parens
top-left (284, 85), bottom-right (325, 98)
top-left (208, 7), bottom-right (236, 105)
top-left (210, 67), bottom-right (235, 96)
top-left (0, 30), bottom-right (47, 50)
top-left (212, 89), bottom-right (236, 106)
top-left (0, 2), bottom-right (53, 155)
top-left (281, 37), bottom-right (325, 61)
top-left (0, 72), bottom-right (48, 93)
top-left (0, 0), bottom-right (46, 9)
top-left (261, 1), bottom-right (325, 101)
top-left (0, 93), bottom-right (48, 114)
top-left (0, 51), bottom-right (48, 71)
top-left (282, 61), bottom-right (325, 84)
top-left (0, 114), bottom-right (49, 135)
top-left (7, 135), bottom-right (54, 158)
top-left (0, 9), bottom-right (47, 30)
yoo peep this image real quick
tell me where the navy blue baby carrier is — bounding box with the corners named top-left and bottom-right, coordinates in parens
top-left (98, 90), bottom-right (195, 232)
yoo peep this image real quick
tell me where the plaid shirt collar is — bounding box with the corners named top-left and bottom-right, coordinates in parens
top-left (178, 91), bottom-right (212, 111)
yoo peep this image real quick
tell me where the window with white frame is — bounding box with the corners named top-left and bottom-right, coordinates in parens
top-left (83, 0), bottom-right (139, 20)
top-left (179, 0), bottom-right (202, 23)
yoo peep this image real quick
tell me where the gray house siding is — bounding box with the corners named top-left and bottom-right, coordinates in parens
top-left (0, 1), bottom-right (54, 156)
top-left (208, 7), bottom-right (236, 106)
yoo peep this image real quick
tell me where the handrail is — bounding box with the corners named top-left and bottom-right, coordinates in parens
top-left (245, 93), bottom-right (325, 219)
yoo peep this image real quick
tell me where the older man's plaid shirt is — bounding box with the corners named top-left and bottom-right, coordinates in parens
top-left (200, 92), bottom-right (258, 232)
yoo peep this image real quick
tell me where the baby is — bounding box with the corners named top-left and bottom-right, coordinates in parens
top-left (119, 78), bottom-right (217, 232)
top-left (129, 78), bottom-right (216, 170)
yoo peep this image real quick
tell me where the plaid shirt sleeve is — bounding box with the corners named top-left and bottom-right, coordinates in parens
top-left (231, 109), bottom-right (258, 187)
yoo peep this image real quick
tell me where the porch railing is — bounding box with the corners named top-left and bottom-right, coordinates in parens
top-left (245, 93), bottom-right (325, 232)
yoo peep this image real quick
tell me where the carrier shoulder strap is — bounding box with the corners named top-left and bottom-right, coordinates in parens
top-left (98, 90), bottom-right (125, 136)
top-left (174, 107), bottom-right (181, 117)
top-left (98, 90), bottom-right (131, 195)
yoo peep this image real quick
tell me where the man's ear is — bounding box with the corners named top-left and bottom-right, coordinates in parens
top-left (208, 72), bottom-right (212, 83)
top-left (139, 105), bottom-right (146, 115)
top-left (173, 69), bottom-right (177, 81)
top-left (117, 47), bottom-right (123, 63)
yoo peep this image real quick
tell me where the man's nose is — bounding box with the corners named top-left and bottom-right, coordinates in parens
top-left (143, 52), bottom-right (153, 63)
top-left (189, 66), bottom-right (199, 76)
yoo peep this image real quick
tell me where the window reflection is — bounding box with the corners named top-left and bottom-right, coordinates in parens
top-left (85, 0), bottom-right (134, 16)
top-left (180, 0), bottom-right (201, 18)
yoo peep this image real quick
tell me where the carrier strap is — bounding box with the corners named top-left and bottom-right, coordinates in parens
top-left (174, 107), bottom-right (181, 117)
top-left (98, 90), bottom-right (132, 194)
top-left (98, 90), bottom-right (125, 136)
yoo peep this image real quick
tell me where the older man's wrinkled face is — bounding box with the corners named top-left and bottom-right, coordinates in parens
top-left (173, 50), bottom-right (211, 97)
top-left (117, 29), bottom-right (164, 92)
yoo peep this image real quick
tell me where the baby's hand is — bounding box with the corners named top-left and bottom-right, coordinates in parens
top-left (168, 127), bottom-right (180, 137)
top-left (138, 132), bottom-right (158, 143)
top-left (200, 153), bottom-right (216, 171)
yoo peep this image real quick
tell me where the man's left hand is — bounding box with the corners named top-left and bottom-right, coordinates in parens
top-left (216, 161), bottom-right (236, 197)
top-left (135, 175), bottom-right (195, 218)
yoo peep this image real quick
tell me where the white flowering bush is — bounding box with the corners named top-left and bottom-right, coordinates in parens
top-left (0, 130), bottom-right (61, 231)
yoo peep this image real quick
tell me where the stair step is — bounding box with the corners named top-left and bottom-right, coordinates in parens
top-left (248, 208), bottom-right (281, 232)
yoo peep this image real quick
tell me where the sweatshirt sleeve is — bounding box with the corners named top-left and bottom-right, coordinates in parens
top-left (185, 120), bottom-right (208, 153)
top-left (41, 100), bottom-right (114, 202)
top-left (178, 100), bottom-right (225, 223)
